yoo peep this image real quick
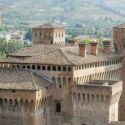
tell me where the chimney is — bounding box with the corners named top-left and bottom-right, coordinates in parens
top-left (69, 39), bottom-right (77, 46)
top-left (78, 43), bottom-right (87, 58)
top-left (90, 42), bottom-right (98, 56)
top-left (103, 40), bottom-right (111, 54)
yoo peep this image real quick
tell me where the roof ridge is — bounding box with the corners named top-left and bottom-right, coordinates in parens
top-left (31, 70), bottom-right (53, 85)
top-left (59, 48), bottom-right (74, 65)
top-left (30, 71), bottom-right (38, 90)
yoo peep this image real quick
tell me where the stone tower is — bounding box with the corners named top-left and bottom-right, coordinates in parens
top-left (113, 24), bottom-right (125, 51)
top-left (32, 24), bottom-right (65, 45)
top-left (114, 23), bottom-right (125, 121)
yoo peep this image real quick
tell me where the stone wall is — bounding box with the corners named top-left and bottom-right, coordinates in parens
top-left (72, 103), bottom-right (109, 125)
top-left (53, 29), bottom-right (65, 45)
top-left (73, 63), bottom-right (121, 84)
top-left (71, 81), bottom-right (122, 125)
top-left (110, 122), bottom-right (125, 125)
top-left (32, 28), bottom-right (65, 45)
top-left (113, 27), bottom-right (125, 49)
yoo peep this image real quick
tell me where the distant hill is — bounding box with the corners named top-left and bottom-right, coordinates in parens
top-left (1, 0), bottom-right (125, 29)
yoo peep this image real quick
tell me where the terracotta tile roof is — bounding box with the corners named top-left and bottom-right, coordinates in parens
top-left (0, 69), bottom-right (52, 90)
top-left (60, 46), bottom-right (122, 65)
top-left (0, 45), bottom-right (122, 66)
top-left (114, 23), bottom-right (125, 28)
top-left (33, 23), bottom-right (65, 29)
top-left (8, 44), bottom-right (61, 57)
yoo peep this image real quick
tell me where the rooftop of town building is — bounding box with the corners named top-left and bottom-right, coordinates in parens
top-left (0, 43), bottom-right (122, 66)
top-left (0, 69), bottom-right (53, 91)
top-left (114, 23), bottom-right (125, 29)
top-left (33, 23), bottom-right (65, 29)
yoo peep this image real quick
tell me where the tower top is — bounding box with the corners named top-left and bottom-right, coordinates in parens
top-left (33, 23), bottom-right (65, 30)
top-left (32, 23), bottom-right (65, 45)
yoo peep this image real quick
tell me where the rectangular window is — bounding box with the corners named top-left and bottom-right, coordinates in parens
top-left (47, 66), bottom-right (51, 71)
top-left (78, 93), bottom-right (81, 101)
top-left (55, 100), bottom-right (61, 113)
top-left (42, 66), bottom-right (46, 70)
top-left (53, 66), bottom-right (56, 71)
top-left (37, 65), bottom-right (41, 70)
top-left (58, 66), bottom-right (61, 71)
top-left (27, 66), bottom-right (31, 69)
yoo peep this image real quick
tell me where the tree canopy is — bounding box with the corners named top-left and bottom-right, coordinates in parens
top-left (0, 38), bottom-right (24, 58)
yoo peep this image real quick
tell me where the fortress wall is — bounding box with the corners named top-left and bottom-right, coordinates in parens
top-left (73, 63), bottom-right (121, 77)
top-left (71, 81), bottom-right (122, 125)
top-left (73, 64), bottom-right (121, 84)
top-left (110, 122), bottom-right (125, 125)
top-left (0, 95), bottom-right (53, 125)
top-left (72, 88), bottom-right (111, 125)
top-left (0, 90), bottom-right (37, 102)
top-left (72, 98), bottom-right (109, 125)
top-left (0, 109), bottom-right (49, 125)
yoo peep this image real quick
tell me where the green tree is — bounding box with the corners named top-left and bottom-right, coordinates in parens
top-left (7, 41), bottom-right (24, 54)
top-left (78, 38), bottom-right (94, 44)
top-left (0, 38), bottom-right (24, 58)
top-left (25, 28), bottom-right (32, 41)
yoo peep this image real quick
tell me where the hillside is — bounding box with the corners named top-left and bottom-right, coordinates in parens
top-left (0, 0), bottom-right (125, 27)
top-left (0, 0), bottom-right (125, 38)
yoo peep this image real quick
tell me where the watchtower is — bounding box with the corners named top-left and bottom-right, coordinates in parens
top-left (32, 24), bottom-right (65, 45)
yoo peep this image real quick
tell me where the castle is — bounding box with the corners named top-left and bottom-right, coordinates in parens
top-left (0, 23), bottom-right (125, 125)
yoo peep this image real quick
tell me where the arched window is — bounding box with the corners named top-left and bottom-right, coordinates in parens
top-left (20, 99), bottom-right (23, 103)
top-left (78, 93), bottom-right (81, 101)
top-left (63, 67), bottom-right (66, 71)
top-left (37, 65), bottom-right (41, 70)
top-left (32, 65), bottom-right (36, 70)
top-left (15, 99), bottom-right (18, 105)
top-left (10, 99), bottom-right (13, 105)
top-left (58, 66), bottom-right (61, 71)
top-left (53, 66), bottom-right (56, 71)
top-left (4, 98), bottom-right (7, 103)
top-left (92, 94), bottom-right (95, 101)
top-left (27, 66), bottom-right (31, 69)
top-left (68, 78), bottom-right (71, 83)
top-left (47, 66), bottom-right (51, 71)
top-left (42, 66), bottom-right (46, 70)
top-left (22, 65), bottom-right (25, 69)
top-left (0, 98), bottom-right (3, 107)
top-left (59, 85), bottom-right (62, 88)
top-left (96, 95), bottom-right (99, 101)
top-left (17, 65), bottom-right (20, 69)
top-left (68, 67), bottom-right (72, 71)
top-left (56, 101), bottom-right (61, 112)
